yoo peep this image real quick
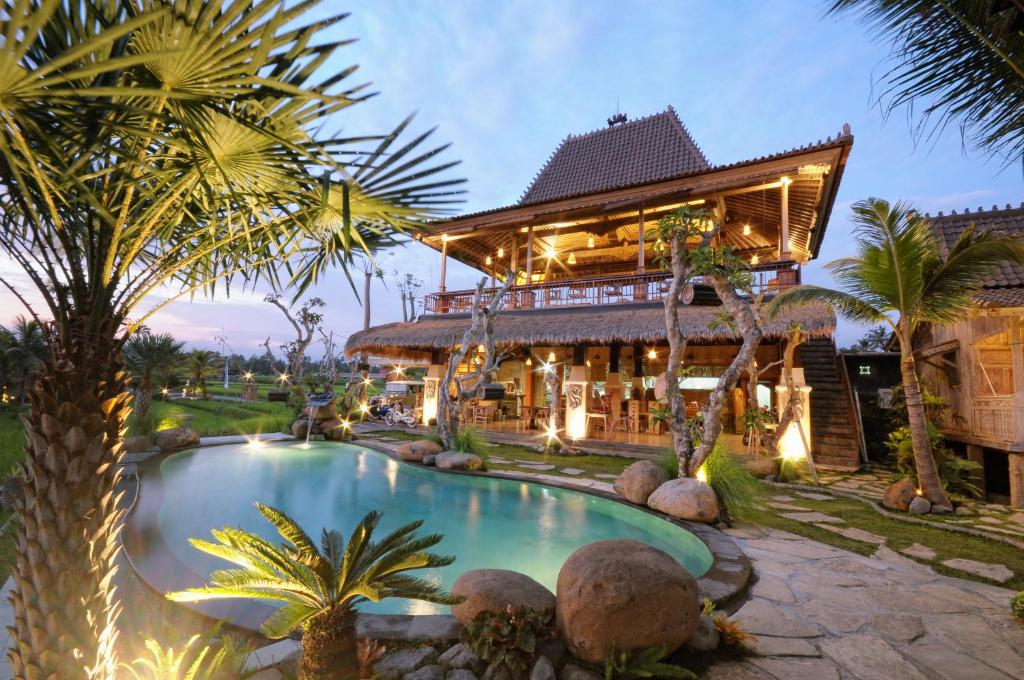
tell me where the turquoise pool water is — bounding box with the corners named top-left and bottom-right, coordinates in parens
top-left (153, 441), bottom-right (713, 615)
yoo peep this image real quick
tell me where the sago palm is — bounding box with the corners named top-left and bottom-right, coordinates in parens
top-left (169, 504), bottom-right (459, 680)
top-left (0, 2), bottom-right (462, 677)
top-left (770, 197), bottom-right (1024, 509)
top-left (123, 332), bottom-right (184, 425)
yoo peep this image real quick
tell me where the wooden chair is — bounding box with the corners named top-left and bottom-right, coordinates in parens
top-left (603, 284), bottom-right (623, 304)
top-left (568, 283), bottom-right (588, 303)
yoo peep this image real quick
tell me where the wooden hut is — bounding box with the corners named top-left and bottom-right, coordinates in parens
top-left (913, 204), bottom-right (1024, 507)
top-left (347, 108), bottom-right (860, 465)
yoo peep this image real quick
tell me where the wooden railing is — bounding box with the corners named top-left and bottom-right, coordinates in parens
top-left (423, 261), bottom-right (800, 315)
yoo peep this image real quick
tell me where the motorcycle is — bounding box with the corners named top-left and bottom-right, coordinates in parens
top-left (385, 403), bottom-right (419, 428)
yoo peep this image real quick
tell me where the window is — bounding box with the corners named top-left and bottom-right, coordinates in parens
top-left (974, 331), bottom-right (1014, 397)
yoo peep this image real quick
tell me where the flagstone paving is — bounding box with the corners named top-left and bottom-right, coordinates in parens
top-left (714, 526), bottom-right (1024, 680)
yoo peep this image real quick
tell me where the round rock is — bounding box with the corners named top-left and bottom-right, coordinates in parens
top-left (397, 440), bottom-right (444, 462)
top-left (451, 569), bottom-right (555, 625)
top-left (436, 451), bottom-right (483, 471)
top-left (745, 457), bottom-right (775, 479)
top-left (882, 478), bottom-right (917, 512)
top-left (908, 496), bottom-right (931, 515)
top-left (646, 477), bottom-right (719, 523)
top-left (613, 460), bottom-right (670, 505)
top-left (154, 426), bottom-right (200, 452)
top-left (555, 539), bottom-right (700, 664)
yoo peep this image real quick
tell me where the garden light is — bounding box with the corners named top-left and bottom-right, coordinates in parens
top-left (696, 465), bottom-right (708, 483)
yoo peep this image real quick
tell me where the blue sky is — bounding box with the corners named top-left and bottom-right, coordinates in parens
top-left (3, 1), bottom-right (1021, 353)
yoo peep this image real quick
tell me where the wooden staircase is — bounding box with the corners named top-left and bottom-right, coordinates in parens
top-left (799, 338), bottom-right (862, 471)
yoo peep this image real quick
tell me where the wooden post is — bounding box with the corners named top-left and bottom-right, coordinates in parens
top-left (637, 205), bottom-right (646, 273)
top-left (1010, 454), bottom-right (1024, 509)
top-left (510, 233), bottom-right (518, 278)
top-left (526, 227), bottom-right (534, 281)
top-left (966, 444), bottom-right (986, 498)
top-left (780, 177), bottom-right (791, 259)
top-left (440, 235), bottom-right (449, 292)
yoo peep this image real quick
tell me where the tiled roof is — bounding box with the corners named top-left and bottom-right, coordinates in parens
top-left (927, 203), bottom-right (1024, 305)
top-left (518, 107), bottom-right (710, 205)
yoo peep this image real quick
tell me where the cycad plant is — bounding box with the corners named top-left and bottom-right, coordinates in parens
top-left (124, 332), bottom-right (184, 425)
top-left (0, 2), bottom-right (462, 677)
top-left (169, 504), bottom-right (459, 680)
top-left (770, 198), bottom-right (1024, 510)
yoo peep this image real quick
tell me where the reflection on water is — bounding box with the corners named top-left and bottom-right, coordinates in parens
top-left (154, 442), bottom-right (713, 615)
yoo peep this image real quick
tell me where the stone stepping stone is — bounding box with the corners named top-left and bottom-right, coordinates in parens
top-left (732, 599), bottom-right (822, 638)
top-left (748, 635), bottom-right (820, 657)
top-left (768, 502), bottom-right (808, 512)
top-left (781, 512), bottom-right (844, 524)
top-left (516, 463), bottom-right (555, 471)
top-left (559, 468), bottom-right (584, 475)
top-left (489, 457), bottom-right (512, 464)
top-left (940, 558), bottom-right (1014, 583)
top-left (977, 516), bottom-right (1004, 525)
top-left (900, 543), bottom-right (937, 561)
top-left (812, 523), bottom-right (886, 545)
top-left (772, 495), bottom-right (796, 501)
top-left (796, 492), bottom-right (835, 501)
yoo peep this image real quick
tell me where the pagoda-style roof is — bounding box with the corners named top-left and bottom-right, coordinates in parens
top-left (417, 108), bottom-right (853, 277)
top-left (927, 203), bottom-right (1024, 308)
top-left (520, 107), bottom-right (709, 205)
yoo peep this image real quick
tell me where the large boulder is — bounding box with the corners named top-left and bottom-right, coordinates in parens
top-left (154, 427), bottom-right (199, 452)
top-left (613, 461), bottom-right (670, 505)
top-left (319, 418), bottom-right (350, 441)
top-left (745, 457), bottom-right (775, 479)
top-left (291, 418), bottom-right (312, 439)
top-left (646, 478), bottom-right (719, 523)
top-left (436, 451), bottom-right (483, 471)
top-left (451, 569), bottom-right (555, 626)
top-left (123, 435), bottom-right (152, 454)
top-left (397, 440), bottom-right (444, 462)
top-left (882, 478), bottom-right (917, 512)
top-left (556, 539), bottom-right (700, 664)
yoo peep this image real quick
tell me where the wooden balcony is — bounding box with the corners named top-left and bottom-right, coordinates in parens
top-left (423, 261), bottom-right (800, 315)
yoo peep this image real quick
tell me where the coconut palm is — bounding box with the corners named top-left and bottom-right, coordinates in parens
top-left (184, 349), bottom-right (222, 400)
top-left (123, 332), bottom-right (184, 424)
top-left (769, 197), bottom-right (1024, 510)
top-left (169, 504), bottom-right (458, 680)
top-left (0, 3), bottom-right (463, 676)
top-left (1, 316), bottom-right (46, 404)
top-left (829, 1), bottom-right (1024, 164)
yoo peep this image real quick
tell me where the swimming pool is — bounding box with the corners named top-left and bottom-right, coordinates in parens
top-left (128, 441), bottom-right (714, 618)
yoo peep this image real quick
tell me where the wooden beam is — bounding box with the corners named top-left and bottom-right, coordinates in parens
top-left (780, 176), bottom-right (791, 259)
top-left (637, 205), bottom-right (645, 273)
top-left (526, 226), bottom-right (534, 281)
top-left (440, 236), bottom-right (448, 292)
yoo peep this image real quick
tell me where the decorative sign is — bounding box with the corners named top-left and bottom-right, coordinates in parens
top-left (859, 365), bottom-right (872, 376)
top-left (567, 383), bottom-right (584, 409)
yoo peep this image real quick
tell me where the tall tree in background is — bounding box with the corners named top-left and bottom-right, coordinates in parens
top-left (0, 3), bottom-right (462, 676)
top-left (830, 0), bottom-right (1024, 164)
top-left (266, 295), bottom-right (325, 383)
top-left (123, 332), bottom-right (184, 425)
top-left (184, 349), bottom-right (221, 399)
top-left (770, 197), bottom-right (1024, 510)
top-left (1, 317), bottom-right (46, 404)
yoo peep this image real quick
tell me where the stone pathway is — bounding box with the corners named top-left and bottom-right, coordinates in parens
top-left (711, 526), bottom-right (1024, 680)
top-left (816, 468), bottom-right (1024, 542)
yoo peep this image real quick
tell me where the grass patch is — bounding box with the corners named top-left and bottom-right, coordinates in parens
top-left (0, 512), bottom-right (16, 584)
top-left (0, 412), bottom-right (26, 478)
top-left (151, 399), bottom-right (292, 437)
top-left (745, 484), bottom-right (1024, 590)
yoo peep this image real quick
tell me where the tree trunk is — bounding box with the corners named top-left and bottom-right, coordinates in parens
top-left (769, 328), bottom-right (805, 457)
top-left (408, 294), bottom-right (417, 321)
top-left (8, 325), bottom-right (128, 680)
top-left (363, 271), bottom-right (372, 332)
top-left (899, 348), bottom-right (952, 510)
top-left (400, 292), bottom-right (408, 322)
top-left (689, 273), bottom-right (763, 475)
top-left (137, 372), bottom-right (153, 430)
top-left (299, 607), bottom-right (359, 680)
top-left (663, 237), bottom-right (694, 476)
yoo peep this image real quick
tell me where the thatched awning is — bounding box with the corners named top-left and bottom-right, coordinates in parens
top-left (345, 302), bottom-right (834, 360)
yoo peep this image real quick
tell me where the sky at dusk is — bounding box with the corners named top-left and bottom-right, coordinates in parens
top-left (3, 1), bottom-right (1022, 356)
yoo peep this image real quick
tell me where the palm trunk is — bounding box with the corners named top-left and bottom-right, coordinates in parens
top-left (8, 327), bottom-right (128, 680)
top-left (899, 352), bottom-right (952, 510)
top-left (300, 607), bottom-right (359, 680)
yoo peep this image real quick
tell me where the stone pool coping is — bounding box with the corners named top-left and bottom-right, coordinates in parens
top-left (121, 436), bottom-right (751, 642)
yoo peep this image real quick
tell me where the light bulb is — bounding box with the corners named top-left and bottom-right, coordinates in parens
top-left (548, 351), bottom-right (556, 362)
top-left (751, 254), bottom-right (760, 265)
top-left (497, 247), bottom-right (505, 258)
top-left (742, 224), bottom-right (751, 236)
top-left (567, 252), bottom-right (577, 265)
top-left (587, 236), bottom-right (595, 248)
top-left (525, 356), bottom-right (532, 366)
top-left (545, 245), bottom-right (556, 258)
top-left (647, 349), bottom-right (657, 359)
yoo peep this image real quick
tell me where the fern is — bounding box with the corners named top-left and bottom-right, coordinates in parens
top-left (602, 644), bottom-right (697, 680)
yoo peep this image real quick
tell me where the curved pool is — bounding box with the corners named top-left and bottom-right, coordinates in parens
top-left (128, 441), bottom-right (713, 618)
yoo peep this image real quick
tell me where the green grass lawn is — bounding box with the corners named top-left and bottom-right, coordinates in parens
top-left (0, 411), bottom-right (25, 478)
top-left (202, 375), bottom-right (385, 399)
top-left (150, 398), bottom-right (293, 437)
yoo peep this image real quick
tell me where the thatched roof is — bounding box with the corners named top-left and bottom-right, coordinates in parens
top-left (345, 302), bottom-right (835, 359)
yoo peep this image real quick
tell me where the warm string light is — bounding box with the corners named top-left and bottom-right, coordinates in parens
top-left (277, 371), bottom-right (290, 384)
top-left (587, 236), bottom-right (595, 249)
top-left (497, 247), bottom-right (505, 258)
top-left (742, 224), bottom-right (751, 236)
top-left (485, 255), bottom-right (492, 265)
top-left (751, 254), bottom-right (760, 265)
top-left (547, 351), bottom-right (556, 363)
top-left (647, 348), bottom-right (657, 359)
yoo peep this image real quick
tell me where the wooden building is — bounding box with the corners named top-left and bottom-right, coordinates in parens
top-left (347, 108), bottom-right (859, 467)
top-left (912, 205), bottom-right (1024, 507)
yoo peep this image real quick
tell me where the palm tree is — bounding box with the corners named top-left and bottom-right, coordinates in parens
top-left (169, 504), bottom-right (458, 680)
top-left (829, 1), bottom-right (1024, 164)
top-left (184, 349), bottom-right (222, 400)
top-left (123, 333), bottom-right (184, 425)
top-left (1, 316), bottom-right (46, 404)
top-left (770, 198), bottom-right (1024, 510)
top-left (0, 3), bottom-right (462, 676)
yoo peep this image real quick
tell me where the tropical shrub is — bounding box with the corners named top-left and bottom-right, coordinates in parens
top-left (169, 504), bottom-right (459, 680)
top-left (656, 448), bottom-right (679, 478)
top-left (1012, 592), bottom-right (1024, 622)
top-left (702, 444), bottom-right (758, 520)
top-left (452, 427), bottom-right (487, 455)
top-left (886, 424), bottom-right (982, 499)
top-left (462, 605), bottom-right (555, 676)
top-left (602, 644), bottom-right (697, 680)
top-left (120, 633), bottom-right (255, 680)
top-left (702, 598), bottom-right (756, 650)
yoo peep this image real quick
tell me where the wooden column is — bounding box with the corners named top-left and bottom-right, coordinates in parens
top-left (440, 235), bottom-right (449, 292)
top-left (1011, 316), bottom-right (1024, 507)
top-left (510, 233), bottom-right (518, 276)
top-left (637, 205), bottom-right (646, 273)
top-left (780, 177), bottom-right (791, 259)
top-left (966, 444), bottom-right (986, 498)
top-left (526, 227), bottom-right (534, 281)
top-left (1010, 454), bottom-right (1024, 509)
